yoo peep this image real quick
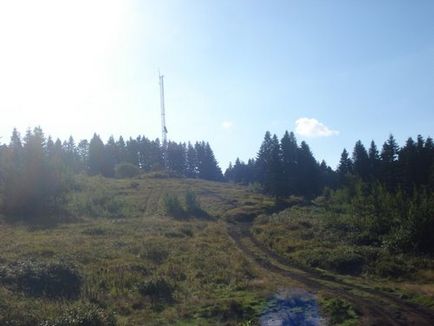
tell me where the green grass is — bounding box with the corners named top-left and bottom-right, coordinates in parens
top-left (251, 204), bottom-right (434, 313)
top-left (319, 296), bottom-right (359, 325)
top-left (0, 174), bottom-right (276, 325)
top-left (1, 174), bottom-right (432, 324)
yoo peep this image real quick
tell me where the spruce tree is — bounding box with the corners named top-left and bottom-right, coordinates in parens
top-left (166, 141), bottom-right (186, 176)
top-left (185, 142), bottom-right (197, 178)
top-left (280, 131), bottom-right (298, 195)
top-left (381, 134), bottom-right (399, 190)
top-left (368, 140), bottom-right (380, 180)
top-left (256, 131), bottom-right (273, 185)
top-left (337, 148), bottom-right (353, 183)
top-left (352, 140), bottom-right (369, 180)
top-left (296, 141), bottom-right (320, 198)
top-left (88, 134), bottom-right (106, 176)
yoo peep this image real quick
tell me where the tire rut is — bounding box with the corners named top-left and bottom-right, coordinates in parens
top-left (227, 223), bottom-right (434, 326)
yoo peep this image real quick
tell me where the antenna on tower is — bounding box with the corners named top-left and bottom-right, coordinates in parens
top-left (159, 72), bottom-right (168, 147)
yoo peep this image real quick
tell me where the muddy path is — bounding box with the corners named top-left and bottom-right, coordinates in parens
top-left (227, 222), bottom-right (434, 326)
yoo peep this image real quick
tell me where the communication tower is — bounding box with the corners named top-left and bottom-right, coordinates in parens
top-left (159, 73), bottom-right (168, 147)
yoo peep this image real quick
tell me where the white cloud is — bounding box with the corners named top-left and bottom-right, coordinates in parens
top-left (222, 121), bottom-right (233, 129)
top-left (295, 117), bottom-right (339, 138)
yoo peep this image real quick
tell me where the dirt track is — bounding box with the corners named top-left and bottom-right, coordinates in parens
top-left (227, 222), bottom-right (434, 326)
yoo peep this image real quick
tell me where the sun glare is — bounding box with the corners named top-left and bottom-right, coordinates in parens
top-left (0, 0), bottom-right (129, 137)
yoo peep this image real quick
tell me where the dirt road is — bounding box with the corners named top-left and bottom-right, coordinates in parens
top-left (227, 222), bottom-right (434, 326)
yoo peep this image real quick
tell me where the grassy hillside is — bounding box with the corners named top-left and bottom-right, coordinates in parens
top-left (251, 205), bottom-right (434, 307)
top-left (0, 174), bottom-right (433, 325)
top-left (0, 175), bottom-right (283, 325)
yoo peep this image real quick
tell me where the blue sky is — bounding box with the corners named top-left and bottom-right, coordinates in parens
top-left (0, 0), bottom-right (433, 169)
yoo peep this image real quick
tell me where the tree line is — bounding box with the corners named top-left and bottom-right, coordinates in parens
top-left (224, 130), bottom-right (433, 254)
top-left (0, 127), bottom-right (223, 217)
top-left (225, 131), bottom-right (434, 198)
top-left (337, 134), bottom-right (434, 193)
top-left (0, 127), bottom-right (223, 180)
top-left (225, 131), bottom-right (337, 198)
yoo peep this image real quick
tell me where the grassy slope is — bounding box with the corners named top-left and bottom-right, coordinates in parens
top-left (251, 205), bottom-right (434, 310)
top-left (1, 174), bottom-right (433, 325)
top-left (0, 175), bottom-right (287, 325)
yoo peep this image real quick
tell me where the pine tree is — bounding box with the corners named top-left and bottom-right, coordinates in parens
top-left (103, 136), bottom-right (117, 177)
top-left (77, 139), bottom-right (89, 168)
top-left (185, 142), bottom-right (197, 178)
top-left (126, 137), bottom-right (139, 166)
top-left (381, 134), bottom-right (399, 163)
top-left (2, 127), bottom-right (69, 217)
top-left (337, 148), bottom-right (353, 183)
top-left (398, 137), bottom-right (417, 191)
top-left (116, 136), bottom-right (128, 163)
top-left (195, 142), bottom-right (223, 181)
top-left (88, 134), bottom-right (106, 176)
top-left (352, 140), bottom-right (369, 180)
top-left (9, 128), bottom-right (23, 168)
top-left (296, 141), bottom-right (320, 198)
top-left (166, 141), bottom-right (186, 176)
top-left (256, 131), bottom-right (273, 185)
top-left (368, 140), bottom-right (380, 180)
top-left (280, 131), bottom-right (298, 195)
top-left (381, 134), bottom-right (399, 190)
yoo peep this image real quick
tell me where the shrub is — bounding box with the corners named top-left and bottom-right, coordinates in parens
top-left (185, 190), bottom-right (208, 217)
top-left (0, 261), bottom-right (82, 299)
top-left (301, 248), bottom-right (365, 275)
top-left (162, 194), bottom-right (185, 218)
top-left (185, 190), bottom-right (199, 213)
top-left (68, 186), bottom-right (127, 218)
top-left (370, 256), bottom-right (414, 278)
top-left (321, 297), bottom-right (358, 325)
top-left (114, 163), bottom-right (141, 179)
top-left (142, 245), bottom-right (169, 264)
top-left (137, 279), bottom-right (174, 305)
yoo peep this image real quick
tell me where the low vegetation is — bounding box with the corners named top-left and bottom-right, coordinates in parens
top-left (0, 176), bottom-right (280, 325)
top-left (0, 127), bottom-right (432, 324)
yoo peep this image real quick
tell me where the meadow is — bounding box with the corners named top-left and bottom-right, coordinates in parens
top-left (0, 174), bottom-right (433, 325)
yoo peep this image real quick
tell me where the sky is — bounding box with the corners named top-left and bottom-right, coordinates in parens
top-left (0, 0), bottom-right (433, 170)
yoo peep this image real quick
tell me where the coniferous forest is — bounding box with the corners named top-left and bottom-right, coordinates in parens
top-left (226, 131), bottom-right (434, 255)
top-left (1, 127), bottom-right (432, 256)
top-left (0, 127), bottom-right (223, 216)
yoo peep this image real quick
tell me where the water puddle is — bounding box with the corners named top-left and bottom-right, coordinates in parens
top-left (260, 288), bottom-right (325, 326)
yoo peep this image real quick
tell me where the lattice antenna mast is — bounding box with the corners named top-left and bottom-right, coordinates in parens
top-left (159, 73), bottom-right (168, 147)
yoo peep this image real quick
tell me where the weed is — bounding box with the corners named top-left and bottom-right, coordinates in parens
top-left (41, 302), bottom-right (116, 326)
top-left (321, 297), bottom-right (359, 325)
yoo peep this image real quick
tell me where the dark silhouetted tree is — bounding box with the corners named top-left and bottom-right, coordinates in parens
top-left (280, 131), bottom-right (298, 195)
top-left (88, 134), bottom-right (106, 176)
top-left (352, 140), bottom-right (370, 181)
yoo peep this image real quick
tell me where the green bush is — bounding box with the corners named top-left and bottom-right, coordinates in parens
top-left (185, 190), bottom-right (199, 212)
top-left (162, 194), bottom-right (185, 218)
top-left (142, 244), bottom-right (169, 264)
top-left (301, 248), bottom-right (365, 275)
top-left (321, 297), bottom-right (358, 325)
top-left (0, 261), bottom-right (82, 299)
top-left (114, 163), bottom-right (141, 179)
top-left (370, 256), bottom-right (415, 278)
top-left (137, 278), bottom-right (174, 305)
top-left (68, 185), bottom-right (128, 218)
top-left (185, 190), bottom-right (208, 217)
